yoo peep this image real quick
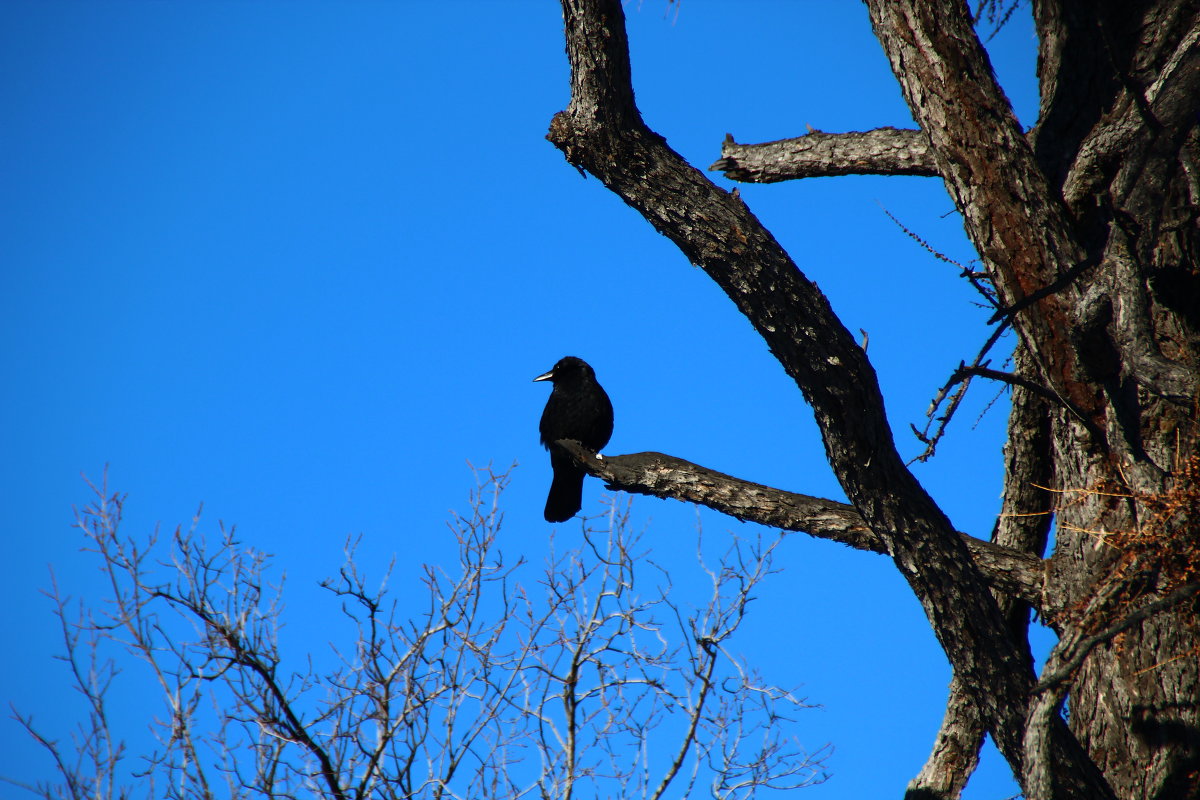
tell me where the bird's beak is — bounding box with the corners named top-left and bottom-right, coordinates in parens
top-left (533, 369), bottom-right (554, 382)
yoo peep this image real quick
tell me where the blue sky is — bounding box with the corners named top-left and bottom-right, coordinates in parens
top-left (2, 2), bottom-right (1042, 797)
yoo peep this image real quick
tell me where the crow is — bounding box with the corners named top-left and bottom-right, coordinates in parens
top-left (533, 356), bottom-right (614, 522)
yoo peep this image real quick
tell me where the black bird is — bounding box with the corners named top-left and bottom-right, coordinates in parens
top-left (533, 356), bottom-right (614, 523)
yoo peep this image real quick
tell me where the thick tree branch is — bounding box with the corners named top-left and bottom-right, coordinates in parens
top-left (992, 347), bottom-right (1058, 600)
top-left (1106, 227), bottom-right (1198, 403)
top-left (556, 443), bottom-right (877, 548)
top-left (905, 675), bottom-right (983, 800)
top-left (710, 128), bottom-right (938, 182)
top-left (1061, 11), bottom-right (1200, 215)
top-left (556, 441), bottom-right (1048, 626)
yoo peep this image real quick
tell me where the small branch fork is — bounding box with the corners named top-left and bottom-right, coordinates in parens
top-left (914, 354), bottom-right (1107, 464)
top-left (910, 321), bottom-right (1011, 463)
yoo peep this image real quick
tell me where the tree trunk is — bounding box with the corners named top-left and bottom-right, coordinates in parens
top-left (551, 1), bottom-right (1200, 797)
top-left (1031, 3), bottom-right (1200, 797)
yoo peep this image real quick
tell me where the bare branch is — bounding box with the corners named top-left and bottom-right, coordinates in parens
top-left (554, 441), bottom-right (1046, 608)
top-left (876, 204), bottom-right (998, 307)
top-left (710, 128), bottom-right (938, 182)
top-left (923, 364), bottom-right (1105, 446)
top-left (910, 321), bottom-right (1012, 463)
top-left (1104, 226), bottom-right (1197, 404)
top-left (904, 675), bottom-right (984, 800)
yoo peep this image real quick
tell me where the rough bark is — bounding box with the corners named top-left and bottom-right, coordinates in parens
top-left (711, 128), bottom-right (938, 182)
top-left (554, 441), bottom-right (1046, 608)
top-left (550, 1), bottom-right (1200, 798)
top-left (1030, 5), bottom-right (1200, 799)
top-left (905, 675), bottom-right (984, 800)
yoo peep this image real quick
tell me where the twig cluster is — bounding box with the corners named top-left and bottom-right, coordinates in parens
top-left (9, 468), bottom-right (827, 800)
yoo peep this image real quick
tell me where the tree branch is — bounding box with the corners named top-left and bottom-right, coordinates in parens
top-left (911, 322), bottom-right (1012, 463)
top-left (949, 365), bottom-right (1105, 442)
top-left (905, 674), bottom-right (983, 800)
top-left (709, 128), bottom-right (939, 182)
top-left (1061, 11), bottom-right (1200, 215)
top-left (555, 441), bottom-right (1046, 611)
top-left (1106, 225), bottom-right (1198, 404)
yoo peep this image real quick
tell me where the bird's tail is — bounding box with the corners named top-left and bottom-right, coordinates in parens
top-left (544, 452), bottom-right (585, 523)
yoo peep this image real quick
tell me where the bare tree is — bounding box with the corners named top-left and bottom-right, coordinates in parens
top-left (545, 2), bottom-right (1200, 799)
top-left (9, 468), bottom-right (827, 799)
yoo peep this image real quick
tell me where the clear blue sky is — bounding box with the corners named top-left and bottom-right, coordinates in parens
top-left (1, 2), bottom-right (1042, 798)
